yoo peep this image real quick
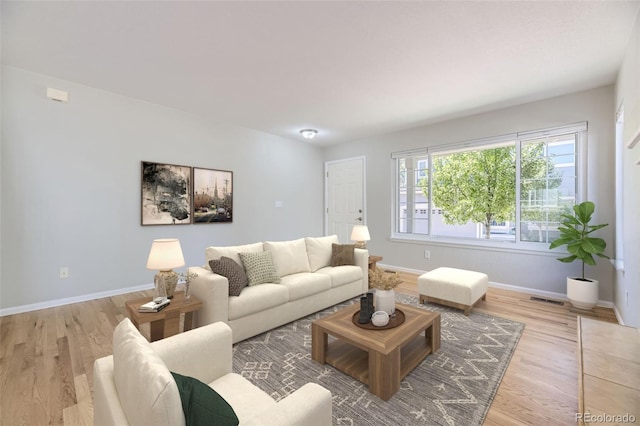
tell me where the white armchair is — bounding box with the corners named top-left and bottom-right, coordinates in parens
top-left (93, 319), bottom-right (332, 426)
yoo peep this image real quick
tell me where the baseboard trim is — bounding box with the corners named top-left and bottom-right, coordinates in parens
top-left (0, 283), bottom-right (154, 317)
top-left (613, 304), bottom-right (625, 325)
top-left (378, 262), bottom-right (614, 308)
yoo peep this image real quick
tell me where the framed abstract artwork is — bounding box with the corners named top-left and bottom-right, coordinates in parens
top-left (192, 167), bottom-right (233, 223)
top-left (141, 161), bottom-right (192, 225)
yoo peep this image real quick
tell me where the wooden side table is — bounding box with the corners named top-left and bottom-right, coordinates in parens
top-left (368, 255), bottom-right (383, 270)
top-left (125, 291), bottom-right (203, 342)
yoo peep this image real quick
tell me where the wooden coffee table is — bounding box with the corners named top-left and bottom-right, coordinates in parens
top-left (312, 302), bottom-right (440, 401)
top-left (125, 291), bottom-right (202, 342)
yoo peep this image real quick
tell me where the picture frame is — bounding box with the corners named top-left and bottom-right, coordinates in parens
top-left (192, 167), bottom-right (233, 223)
top-left (141, 161), bottom-right (192, 225)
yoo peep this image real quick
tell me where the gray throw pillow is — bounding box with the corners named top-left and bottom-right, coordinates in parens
top-left (209, 256), bottom-right (249, 297)
top-left (331, 243), bottom-right (355, 266)
top-left (238, 251), bottom-right (280, 286)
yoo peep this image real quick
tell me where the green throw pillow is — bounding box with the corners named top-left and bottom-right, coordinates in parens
top-left (171, 372), bottom-right (239, 426)
top-left (238, 251), bottom-right (280, 286)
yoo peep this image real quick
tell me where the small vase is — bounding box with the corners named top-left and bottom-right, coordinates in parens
top-left (375, 289), bottom-right (396, 315)
top-left (184, 280), bottom-right (191, 299)
top-left (358, 296), bottom-right (370, 324)
top-left (366, 292), bottom-right (375, 315)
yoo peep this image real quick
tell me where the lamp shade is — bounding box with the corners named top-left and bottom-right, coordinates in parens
top-left (350, 225), bottom-right (371, 242)
top-left (146, 239), bottom-right (185, 271)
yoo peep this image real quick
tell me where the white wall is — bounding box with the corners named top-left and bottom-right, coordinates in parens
top-left (615, 11), bottom-right (640, 327)
top-left (1, 66), bottom-right (325, 311)
top-left (325, 86), bottom-right (616, 302)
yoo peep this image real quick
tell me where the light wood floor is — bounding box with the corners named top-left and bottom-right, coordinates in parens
top-left (0, 275), bottom-right (617, 426)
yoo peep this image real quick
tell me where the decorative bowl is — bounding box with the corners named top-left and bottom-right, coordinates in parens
top-left (371, 310), bottom-right (390, 327)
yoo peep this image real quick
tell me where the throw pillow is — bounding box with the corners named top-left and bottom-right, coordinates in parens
top-left (305, 235), bottom-right (339, 272)
top-left (264, 238), bottom-right (311, 277)
top-left (331, 243), bottom-right (355, 267)
top-left (171, 372), bottom-right (239, 426)
top-left (209, 256), bottom-right (249, 297)
top-left (238, 251), bottom-right (280, 286)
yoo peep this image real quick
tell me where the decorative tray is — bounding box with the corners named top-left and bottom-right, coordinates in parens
top-left (351, 308), bottom-right (406, 330)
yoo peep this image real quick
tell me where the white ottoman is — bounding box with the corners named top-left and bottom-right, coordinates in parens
top-left (418, 267), bottom-right (488, 316)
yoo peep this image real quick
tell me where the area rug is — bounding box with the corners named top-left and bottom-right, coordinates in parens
top-left (232, 294), bottom-right (524, 426)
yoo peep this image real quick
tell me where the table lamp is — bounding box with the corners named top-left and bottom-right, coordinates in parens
top-left (146, 238), bottom-right (185, 299)
top-left (350, 225), bottom-right (371, 249)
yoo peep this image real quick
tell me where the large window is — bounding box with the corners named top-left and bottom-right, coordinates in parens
top-left (393, 123), bottom-right (586, 247)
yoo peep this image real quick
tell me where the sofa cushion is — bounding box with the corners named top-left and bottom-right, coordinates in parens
top-left (112, 318), bottom-right (184, 426)
top-left (171, 372), bottom-right (238, 426)
top-left (317, 265), bottom-right (363, 288)
top-left (209, 257), bottom-right (248, 297)
top-left (239, 251), bottom-right (280, 286)
top-left (279, 273), bottom-right (331, 301)
top-left (209, 373), bottom-right (276, 424)
top-left (205, 242), bottom-right (264, 270)
top-left (228, 284), bottom-right (289, 320)
top-left (331, 243), bottom-right (355, 266)
top-left (305, 235), bottom-right (339, 272)
top-left (264, 238), bottom-right (311, 277)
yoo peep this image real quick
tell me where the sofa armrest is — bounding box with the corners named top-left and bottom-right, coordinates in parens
top-left (243, 383), bottom-right (332, 426)
top-left (354, 248), bottom-right (369, 292)
top-left (188, 266), bottom-right (230, 327)
top-left (93, 355), bottom-right (130, 426)
top-left (151, 321), bottom-right (233, 384)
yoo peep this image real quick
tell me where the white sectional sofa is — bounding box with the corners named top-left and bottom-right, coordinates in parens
top-left (188, 235), bottom-right (369, 343)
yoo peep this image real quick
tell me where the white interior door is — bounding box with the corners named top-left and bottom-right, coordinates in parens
top-left (325, 157), bottom-right (366, 244)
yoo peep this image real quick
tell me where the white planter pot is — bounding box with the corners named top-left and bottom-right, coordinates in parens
top-left (375, 289), bottom-right (396, 315)
top-left (567, 277), bottom-right (599, 310)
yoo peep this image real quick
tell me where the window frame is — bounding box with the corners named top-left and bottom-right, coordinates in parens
top-left (391, 123), bottom-right (587, 253)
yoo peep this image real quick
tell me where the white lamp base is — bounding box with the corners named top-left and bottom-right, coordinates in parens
top-left (155, 270), bottom-right (178, 299)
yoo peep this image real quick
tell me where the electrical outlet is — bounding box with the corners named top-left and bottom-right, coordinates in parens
top-left (59, 267), bottom-right (69, 279)
top-left (424, 250), bottom-right (431, 259)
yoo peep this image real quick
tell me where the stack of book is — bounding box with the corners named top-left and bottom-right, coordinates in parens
top-left (139, 298), bottom-right (170, 313)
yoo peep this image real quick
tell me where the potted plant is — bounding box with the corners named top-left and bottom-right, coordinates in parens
top-left (549, 201), bottom-right (609, 310)
top-left (369, 267), bottom-right (402, 315)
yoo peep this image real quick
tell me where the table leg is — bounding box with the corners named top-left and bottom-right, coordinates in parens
top-left (311, 324), bottom-right (328, 364)
top-left (183, 311), bottom-right (194, 331)
top-left (427, 316), bottom-right (441, 353)
top-left (149, 320), bottom-right (164, 342)
top-left (164, 311), bottom-right (181, 338)
top-left (369, 347), bottom-right (400, 401)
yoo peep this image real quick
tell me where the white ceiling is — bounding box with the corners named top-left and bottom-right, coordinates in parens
top-left (2, 1), bottom-right (639, 146)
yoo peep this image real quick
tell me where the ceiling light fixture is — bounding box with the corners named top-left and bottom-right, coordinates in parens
top-left (300, 129), bottom-right (318, 139)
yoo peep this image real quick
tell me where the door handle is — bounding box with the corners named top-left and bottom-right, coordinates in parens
top-left (355, 217), bottom-right (363, 222)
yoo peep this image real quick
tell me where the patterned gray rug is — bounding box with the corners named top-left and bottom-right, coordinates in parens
top-left (232, 294), bottom-right (524, 426)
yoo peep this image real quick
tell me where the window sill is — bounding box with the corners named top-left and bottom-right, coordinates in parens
top-left (389, 234), bottom-right (560, 257)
